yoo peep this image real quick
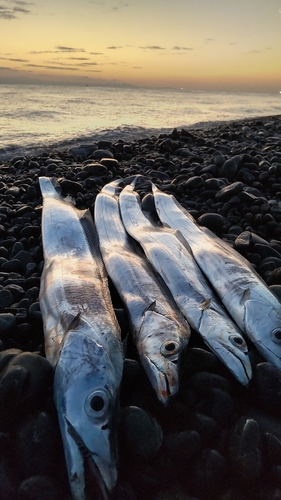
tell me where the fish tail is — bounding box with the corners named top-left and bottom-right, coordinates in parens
top-left (39, 176), bottom-right (62, 200)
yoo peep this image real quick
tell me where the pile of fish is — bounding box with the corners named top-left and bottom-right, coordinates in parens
top-left (39, 175), bottom-right (281, 500)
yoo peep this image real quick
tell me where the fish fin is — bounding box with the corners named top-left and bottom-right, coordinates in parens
top-left (143, 300), bottom-right (157, 316)
top-left (199, 298), bottom-right (212, 310)
top-left (240, 288), bottom-right (251, 305)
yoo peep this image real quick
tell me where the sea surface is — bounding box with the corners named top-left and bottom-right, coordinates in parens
top-left (0, 83), bottom-right (280, 160)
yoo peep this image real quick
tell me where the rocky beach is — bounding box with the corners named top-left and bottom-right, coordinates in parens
top-left (1, 115), bottom-right (281, 500)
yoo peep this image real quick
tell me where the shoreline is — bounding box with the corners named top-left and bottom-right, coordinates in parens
top-left (1, 113), bottom-right (281, 163)
top-left (1, 115), bottom-right (281, 499)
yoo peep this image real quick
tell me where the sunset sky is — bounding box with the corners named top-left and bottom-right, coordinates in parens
top-left (0, 0), bottom-right (280, 92)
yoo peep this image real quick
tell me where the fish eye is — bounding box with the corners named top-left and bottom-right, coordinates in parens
top-left (271, 328), bottom-right (281, 343)
top-left (160, 340), bottom-right (181, 357)
top-left (229, 335), bottom-right (247, 350)
top-left (85, 389), bottom-right (109, 418)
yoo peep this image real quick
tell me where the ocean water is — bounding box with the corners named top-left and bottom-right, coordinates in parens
top-left (0, 83), bottom-right (280, 160)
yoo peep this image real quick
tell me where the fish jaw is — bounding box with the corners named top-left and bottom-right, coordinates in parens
top-left (54, 329), bottom-right (123, 500)
top-left (137, 309), bottom-right (190, 404)
top-left (202, 324), bottom-right (252, 386)
top-left (244, 298), bottom-right (281, 368)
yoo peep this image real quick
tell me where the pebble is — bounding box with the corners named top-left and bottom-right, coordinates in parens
top-left (119, 406), bottom-right (163, 460)
top-left (197, 213), bottom-right (225, 234)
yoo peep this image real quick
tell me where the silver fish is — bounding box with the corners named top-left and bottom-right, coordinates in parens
top-left (153, 185), bottom-right (281, 369)
top-left (119, 182), bottom-right (252, 385)
top-left (39, 177), bottom-right (124, 500)
top-left (94, 179), bottom-right (191, 405)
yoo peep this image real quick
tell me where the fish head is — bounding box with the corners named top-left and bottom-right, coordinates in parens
top-left (244, 298), bottom-right (281, 367)
top-left (54, 329), bottom-right (123, 500)
top-left (137, 308), bottom-right (190, 404)
top-left (202, 321), bottom-right (252, 385)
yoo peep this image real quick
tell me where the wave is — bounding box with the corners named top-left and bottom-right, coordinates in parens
top-left (0, 115), bottom-right (279, 162)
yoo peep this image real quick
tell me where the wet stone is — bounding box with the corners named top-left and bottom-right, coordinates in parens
top-left (67, 144), bottom-right (98, 157)
top-left (90, 149), bottom-right (114, 160)
top-left (197, 213), bottom-right (225, 234)
top-left (0, 289), bottom-right (15, 309)
top-left (119, 406), bottom-right (163, 460)
top-left (191, 448), bottom-right (226, 497)
top-left (17, 475), bottom-right (63, 500)
top-left (83, 162), bottom-right (108, 176)
top-left (195, 388), bottom-right (234, 426)
top-left (227, 417), bottom-right (262, 486)
top-left (162, 430), bottom-right (201, 466)
top-left (215, 181), bottom-right (244, 201)
top-left (14, 411), bottom-right (62, 480)
top-left (221, 156), bottom-right (242, 180)
top-left (0, 313), bottom-right (16, 335)
top-left (263, 432), bottom-right (281, 466)
top-left (60, 179), bottom-right (84, 194)
top-left (250, 362), bottom-right (281, 416)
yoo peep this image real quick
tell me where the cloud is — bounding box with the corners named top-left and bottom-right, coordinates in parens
top-left (249, 50), bottom-right (261, 53)
top-left (67, 57), bottom-right (90, 60)
top-left (25, 63), bottom-right (79, 71)
top-left (139, 45), bottom-right (166, 50)
top-left (90, 1), bottom-right (128, 11)
top-left (30, 46), bottom-right (86, 55)
top-left (110, 2), bottom-right (128, 11)
top-left (133, 66), bottom-right (142, 69)
top-left (89, 52), bottom-right (104, 55)
top-left (0, 0), bottom-right (33, 20)
top-left (172, 46), bottom-right (193, 51)
top-left (0, 56), bottom-right (29, 62)
top-left (204, 38), bottom-right (216, 44)
top-left (55, 46), bottom-right (85, 52)
top-left (106, 46), bottom-right (123, 49)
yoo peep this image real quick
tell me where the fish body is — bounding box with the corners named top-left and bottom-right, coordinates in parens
top-left (153, 185), bottom-right (281, 369)
top-left (94, 179), bottom-right (191, 404)
top-left (119, 183), bottom-right (252, 385)
top-left (39, 177), bottom-right (124, 500)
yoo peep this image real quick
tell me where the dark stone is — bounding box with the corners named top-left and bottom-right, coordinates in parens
top-left (84, 162), bottom-right (108, 176)
top-left (250, 362), bottom-right (281, 416)
top-left (197, 213), bottom-right (225, 234)
top-left (90, 149), bottom-right (114, 160)
top-left (184, 176), bottom-right (204, 189)
top-left (68, 144), bottom-right (98, 157)
top-left (227, 417), bottom-right (262, 485)
top-left (195, 388), bottom-right (234, 426)
top-left (119, 406), bottom-right (163, 460)
top-left (215, 182), bottom-right (244, 201)
top-left (233, 231), bottom-right (252, 253)
top-left (187, 371), bottom-right (232, 396)
top-left (163, 429), bottom-right (201, 465)
top-left (17, 476), bottom-right (63, 500)
top-left (60, 179), bottom-right (84, 195)
top-left (181, 347), bottom-right (219, 374)
top-left (100, 158), bottom-right (119, 170)
top-left (255, 243), bottom-right (281, 259)
top-left (191, 448), bottom-right (226, 496)
top-left (263, 432), bottom-right (281, 466)
top-left (1, 259), bottom-right (22, 273)
top-left (14, 411), bottom-right (62, 479)
top-left (0, 352), bottom-right (53, 425)
top-left (0, 289), bottom-right (15, 309)
top-left (221, 156), bottom-right (242, 179)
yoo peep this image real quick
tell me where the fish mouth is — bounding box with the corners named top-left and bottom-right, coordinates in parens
top-left (65, 417), bottom-right (111, 500)
top-left (142, 354), bottom-right (178, 405)
top-left (210, 341), bottom-right (252, 385)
